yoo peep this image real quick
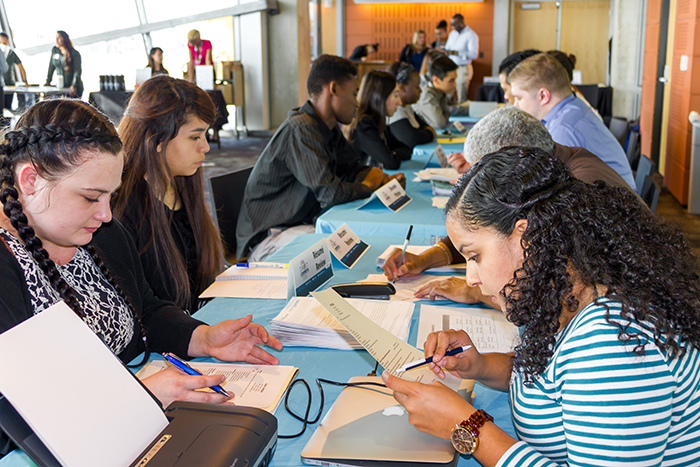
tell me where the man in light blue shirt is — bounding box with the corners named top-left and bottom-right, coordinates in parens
top-left (508, 53), bottom-right (636, 191)
top-left (442, 13), bottom-right (478, 103)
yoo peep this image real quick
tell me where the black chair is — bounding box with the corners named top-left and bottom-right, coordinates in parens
top-left (626, 129), bottom-right (640, 168)
top-left (634, 156), bottom-right (655, 194)
top-left (208, 166), bottom-right (254, 259)
top-left (608, 117), bottom-right (629, 147)
top-left (641, 174), bottom-right (661, 212)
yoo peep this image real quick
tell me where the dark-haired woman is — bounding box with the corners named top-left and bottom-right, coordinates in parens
top-left (112, 76), bottom-right (223, 314)
top-left (387, 62), bottom-right (434, 149)
top-left (383, 147), bottom-right (700, 466)
top-left (547, 49), bottom-right (601, 121)
top-left (0, 99), bottom-right (282, 449)
top-left (147, 47), bottom-right (169, 76)
top-left (45, 31), bottom-right (83, 98)
top-left (346, 70), bottom-right (411, 170)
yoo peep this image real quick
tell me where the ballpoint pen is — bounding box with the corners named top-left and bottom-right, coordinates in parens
top-left (394, 225), bottom-right (413, 284)
top-left (235, 262), bottom-right (288, 269)
top-left (162, 353), bottom-right (231, 398)
top-left (394, 345), bottom-right (472, 374)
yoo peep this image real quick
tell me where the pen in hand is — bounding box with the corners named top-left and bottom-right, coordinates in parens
top-left (394, 225), bottom-right (413, 284)
top-left (162, 353), bottom-right (231, 398)
top-left (394, 345), bottom-right (472, 374)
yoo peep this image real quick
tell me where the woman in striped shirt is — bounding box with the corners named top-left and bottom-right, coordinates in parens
top-left (383, 147), bottom-right (700, 466)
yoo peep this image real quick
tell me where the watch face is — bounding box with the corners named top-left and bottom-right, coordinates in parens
top-left (450, 426), bottom-right (477, 455)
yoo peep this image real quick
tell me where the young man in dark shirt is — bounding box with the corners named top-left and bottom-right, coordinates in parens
top-left (236, 54), bottom-right (405, 260)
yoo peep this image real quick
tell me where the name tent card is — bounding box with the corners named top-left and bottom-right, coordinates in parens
top-left (453, 120), bottom-right (466, 133)
top-left (358, 178), bottom-right (412, 212)
top-left (326, 223), bottom-right (370, 269)
top-left (433, 145), bottom-right (449, 168)
top-left (287, 238), bottom-right (334, 299)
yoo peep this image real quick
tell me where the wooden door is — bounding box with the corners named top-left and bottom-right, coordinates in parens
top-left (560, 1), bottom-right (611, 84)
top-left (512, 2), bottom-right (558, 53)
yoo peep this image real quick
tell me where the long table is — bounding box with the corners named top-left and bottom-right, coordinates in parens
top-left (315, 134), bottom-right (467, 238)
top-left (0, 234), bottom-right (515, 467)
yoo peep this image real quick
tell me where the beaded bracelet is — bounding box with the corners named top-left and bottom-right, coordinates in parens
top-left (435, 242), bottom-right (452, 265)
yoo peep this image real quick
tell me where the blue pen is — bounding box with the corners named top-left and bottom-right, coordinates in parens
top-left (235, 262), bottom-right (288, 269)
top-left (162, 353), bottom-right (231, 398)
top-left (395, 345), bottom-right (472, 374)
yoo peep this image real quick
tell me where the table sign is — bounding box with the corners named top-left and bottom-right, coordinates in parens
top-left (433, 144), bottom-right (449, 168)
top-left (453, 120), bottom-right (466, 133)
top-left (287, 238), bottom-right (334, 299)
top-left (358, 178), bottom-right (412, 212)
top-left (326, 223), bottom-right (370, 269)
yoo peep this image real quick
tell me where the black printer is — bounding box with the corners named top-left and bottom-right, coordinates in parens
top-left (0, 396), bottom-right (277, 467)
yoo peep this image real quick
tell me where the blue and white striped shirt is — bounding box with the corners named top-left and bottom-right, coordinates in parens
top-left (497, 298), bottom-right (700, 466)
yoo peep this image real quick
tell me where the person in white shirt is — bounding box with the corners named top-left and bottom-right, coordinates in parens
top-left (442, 14), bottom-right (478, 103)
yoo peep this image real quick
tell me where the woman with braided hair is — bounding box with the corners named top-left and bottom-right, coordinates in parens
top-left (112, 75), bottom-right (224, 314)
top-left (382, 147), bottom-right (700, 466)
top-left (0, 99), bottom-right (283, 455)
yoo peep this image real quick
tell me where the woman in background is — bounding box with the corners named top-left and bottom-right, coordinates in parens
top-left (399, 30), bottom-right (428, 72)
top-left (431, 20), bottom-right (448, 50)
top-left (348, 43), bottom-right (379, 62)
top-left (186, 29), bottom-right (213, 82)
top-left (387, 61), bottom-right (434, 149)
top-left (147, 47), bottom-right (169, 76)
top-left (45, 31), bottom-right (82, 98)
top-left (112, 76), bottom-right (224, 314)
top-left (346, 70), bottom-right (411, 170)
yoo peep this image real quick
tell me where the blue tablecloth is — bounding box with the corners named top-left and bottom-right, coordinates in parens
top-left (449, 115), bottom-right (481, 123)
top-left (412, 140), bottom-right (465, 159)
top-left (0, 234), bottom-right (514, 467)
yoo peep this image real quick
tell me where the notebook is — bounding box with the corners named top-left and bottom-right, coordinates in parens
top-left (199, 264), bottom-right (288, 299)
top-left (301, 376), bottom-right (466, 467)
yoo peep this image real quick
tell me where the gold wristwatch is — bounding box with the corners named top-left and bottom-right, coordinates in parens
top-left (450, 409), bottom-right (493, 455)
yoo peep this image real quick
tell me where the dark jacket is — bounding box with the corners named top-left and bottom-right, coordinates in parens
top-left (351, 116), bottom-right (411, 170)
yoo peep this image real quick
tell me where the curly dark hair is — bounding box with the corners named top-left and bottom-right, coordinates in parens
top-left (446, 146), bottom-right (700, 381)
top-left (0, 99), bottom-right (150, 364)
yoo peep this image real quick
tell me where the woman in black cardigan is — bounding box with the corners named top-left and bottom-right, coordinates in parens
top-left (387, 61), bottom-right (435, 149)
top-left (346, 70), bottom-right (411, 170)
top-left (0, 100), bottom-right (282, 421)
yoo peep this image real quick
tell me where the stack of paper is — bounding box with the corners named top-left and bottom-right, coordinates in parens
top-left (270, 296), bottom-right (413, 349)
top-left (137, 361), bottom-right (298, 413)
top-left (360, 273), bottom-right (446, 302)
top-left (375, 245), bottom-right (466, 272)
top-left (431, 179), bottom-right (454, 196)
top-left (200, 265), bottom-right (287, 299)
top-left (416, 168), bottom-right (461, 182)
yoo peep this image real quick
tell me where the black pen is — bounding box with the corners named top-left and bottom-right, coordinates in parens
top-left (394, 225), bottom-right (413, 284)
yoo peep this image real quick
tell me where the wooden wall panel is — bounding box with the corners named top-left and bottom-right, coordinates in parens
top-left (663, 0), bottom-right (700, 204)
top-left (345, 1), bottom-right (493, 100)
top-left (640, 0), bottom-right (661, 160)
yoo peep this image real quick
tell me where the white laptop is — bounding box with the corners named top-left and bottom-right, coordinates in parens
top-left (301, 376), bottom-right (473, 467)
top-left (468, 101), bottom-right (498, 118)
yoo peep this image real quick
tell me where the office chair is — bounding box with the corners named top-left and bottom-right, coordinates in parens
top-left (208, 166), bottom-right (254, 259)
top-left (641, 175), bottom-right (661, 212)
top-left (634, 156), bottom-right (655, 195)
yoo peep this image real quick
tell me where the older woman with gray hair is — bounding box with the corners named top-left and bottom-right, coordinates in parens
top-left (384, 105), bottom-right (640, 302)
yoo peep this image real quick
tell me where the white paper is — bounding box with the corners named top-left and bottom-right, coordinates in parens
top-left (311, 289), bottom-right (461, 389)
top-left (0, 302), bottom-right (168, 467)
top-left (432, 196), bottom-right (449, 209)
top-left (270, 296), bottom-right (412, 349)
top-left (200, 266), bottom-right (288, 299)
top-left (452, 121), bottom-right (466, 133)
top-left (135, 67), bottom-right (152, 86)
top-left (326, 223), bottom-right (370, 269)
top-left (416, 168), bottom-right (461, 182)
top-left (375, 245), bottom-right (466, 273)
top-left (138, 361), bottom-right (298, 413)
top-left (360, 273), bottom-right (446, 302)
top-left (195, 65), bottom-right (215, 90)
top-left (417, 304), bottom-right (520, 353)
